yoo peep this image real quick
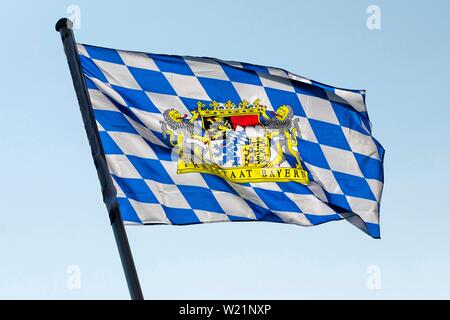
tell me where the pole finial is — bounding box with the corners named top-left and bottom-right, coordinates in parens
top-left (55, 18), bottom-right (73, 32)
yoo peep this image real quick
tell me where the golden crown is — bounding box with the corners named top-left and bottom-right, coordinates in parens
top-left (194, 99), bottom-right (267, 117)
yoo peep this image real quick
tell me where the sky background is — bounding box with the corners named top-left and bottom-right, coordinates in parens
top-left (0, 0), bottom-right (449, 299)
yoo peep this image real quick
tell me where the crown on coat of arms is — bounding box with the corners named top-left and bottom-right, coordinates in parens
top-left (193, 99), bottom-right (267, 118)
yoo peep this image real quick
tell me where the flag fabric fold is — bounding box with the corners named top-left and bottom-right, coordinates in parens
top-left (77, 43), bottom-right (384, 238)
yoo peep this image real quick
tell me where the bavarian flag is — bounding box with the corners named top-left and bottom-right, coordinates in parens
top-left (77, 44), bottom-right (385, 238)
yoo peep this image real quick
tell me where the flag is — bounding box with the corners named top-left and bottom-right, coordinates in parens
top-left (76, 44), bottom-right (384, 238)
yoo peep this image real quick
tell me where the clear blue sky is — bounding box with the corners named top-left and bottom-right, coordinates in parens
top-left (0, 0), bottom-right (449, 299)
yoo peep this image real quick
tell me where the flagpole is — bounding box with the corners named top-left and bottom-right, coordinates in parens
top-left (55, 18), bottom-right (144, 300)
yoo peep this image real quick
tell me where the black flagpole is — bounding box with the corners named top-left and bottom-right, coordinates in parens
top-left (55, 18), bottom-right (144, 300)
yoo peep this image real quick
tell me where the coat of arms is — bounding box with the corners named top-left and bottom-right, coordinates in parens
top-left (160, 99), bottom-right (309, 184)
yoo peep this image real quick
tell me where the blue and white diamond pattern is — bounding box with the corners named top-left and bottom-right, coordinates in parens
top-left (77, 44), bottom-right (384, 238)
